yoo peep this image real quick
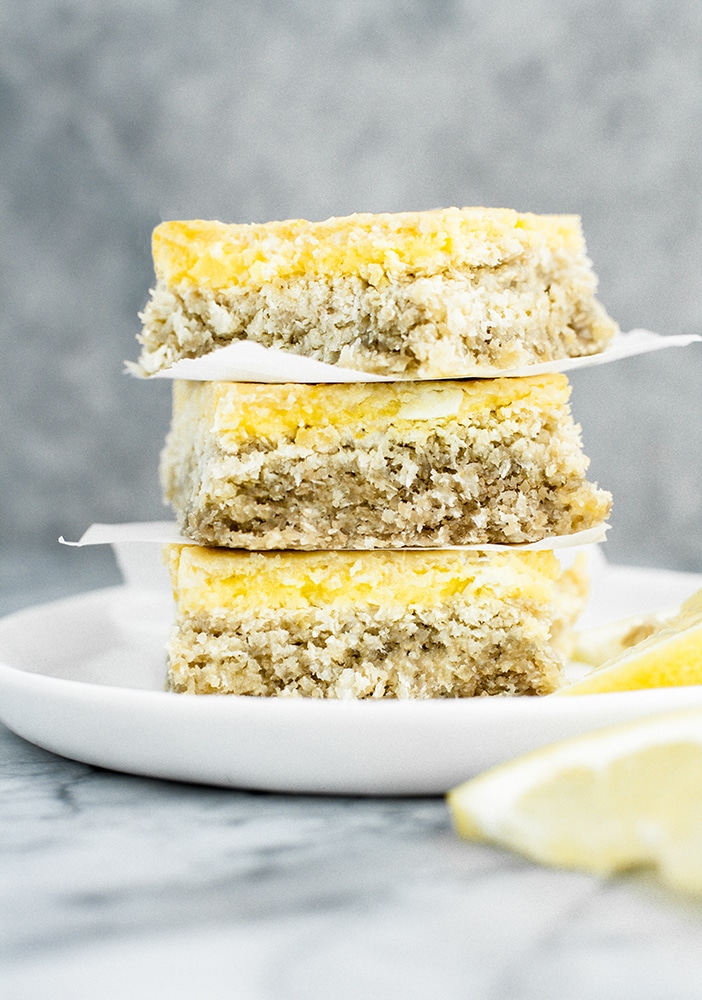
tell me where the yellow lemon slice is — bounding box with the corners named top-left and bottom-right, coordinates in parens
top-left (558, 588), bottom-right (702, 695)
top-left (447, 710), bottom-right (702, 894)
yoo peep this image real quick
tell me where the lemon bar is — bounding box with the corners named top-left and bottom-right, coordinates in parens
top-left (165, 546), bottom-right (585, 698)
top-left (160, 374), bottom-right (611, 549)
top-left (138, 208), bottom-right (617, 378)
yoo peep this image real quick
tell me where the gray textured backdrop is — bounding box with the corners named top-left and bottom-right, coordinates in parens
top-left (1, 0), bottom-right (701, 609)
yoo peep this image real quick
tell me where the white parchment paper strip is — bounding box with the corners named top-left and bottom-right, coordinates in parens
top-left (127, 329), bottom-right (701, 383)
top-left (60, 521), bottom-right (608, 552)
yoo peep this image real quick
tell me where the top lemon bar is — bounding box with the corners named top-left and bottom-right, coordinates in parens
top-left (138, 207), bottom-right (618, 379)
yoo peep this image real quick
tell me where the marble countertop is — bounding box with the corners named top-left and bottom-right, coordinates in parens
top-left (3, 562), bottom-right (702, 999)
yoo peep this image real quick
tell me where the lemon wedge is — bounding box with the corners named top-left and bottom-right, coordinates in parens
top-left (447, 710), bottom-right (702, 894)
top-left (572, 611), bottom-right (669, 667)
top-left (558, 588), bottom-right (702, 695)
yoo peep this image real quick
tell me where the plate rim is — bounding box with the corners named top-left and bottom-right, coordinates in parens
top-left (3, 574), bottom-right (702, 794)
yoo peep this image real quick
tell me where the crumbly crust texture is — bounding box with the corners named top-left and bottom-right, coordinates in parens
top-left (166, 605), bottom-right (561, 698)
top-left (160, 377), bottom-right (611, 549)
top-left (137, 209), bottom-right (617, 378)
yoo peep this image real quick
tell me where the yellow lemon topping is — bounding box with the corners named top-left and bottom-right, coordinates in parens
top-left (153, 209), bottom-right (584, 291)
top-left (166, 545), bottom-right (560, 614)
top-left (172, 374), bottom-right (570, 443)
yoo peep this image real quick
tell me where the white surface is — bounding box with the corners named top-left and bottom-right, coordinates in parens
top-left (129, 329), bottom-right (702, 382)
top-left (1, 562), bottom-right (702, 795)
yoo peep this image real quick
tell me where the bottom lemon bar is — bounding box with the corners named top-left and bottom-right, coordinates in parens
top-left (164, 546), bottom-right (587, 698)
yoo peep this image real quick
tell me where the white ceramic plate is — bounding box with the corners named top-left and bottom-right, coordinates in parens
top-left (1, 562), bottom-right (702, 796)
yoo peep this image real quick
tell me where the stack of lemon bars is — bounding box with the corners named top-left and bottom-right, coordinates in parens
top-left (137, 208), bottom-right (616, 699)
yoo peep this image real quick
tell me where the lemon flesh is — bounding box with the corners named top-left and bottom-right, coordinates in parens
top-left (559, 588), bottom-right (702, 695)
top-left (447, 710), bottom-right (702, 894)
